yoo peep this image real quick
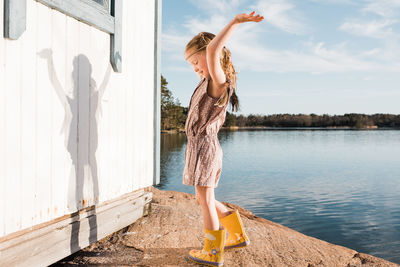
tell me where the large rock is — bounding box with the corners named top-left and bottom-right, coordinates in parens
top-left (53, 186), bottom-right (399, 266)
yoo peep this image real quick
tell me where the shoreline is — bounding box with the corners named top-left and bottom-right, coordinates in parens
top-left (161, 125), bottom-right (400, 134)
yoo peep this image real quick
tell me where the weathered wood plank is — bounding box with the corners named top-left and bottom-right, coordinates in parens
top-left (36, 0), bottom-right (114, 34)
top-left (36, 2), bottom-right (53, 226)
top-left (64, 13), bottom-right (80, 214)
top-left (50, 6), bottom-right (69, 219)
top-left (153, 0), bottom-right (162, 185)
top-left (19, 0), bottom-right (38, 230)
top-left (88, 21), bottom-right (111, 206)
top-left (4, 0), bottom-right (26, 39)
top-left (125, 39), bottom-right (134, 191)
top-left (0, 190), bottom-right (152, 267)
top-left (110, 0), bottom-right (122, 72)
top-left (0, 188), bottom-right (146, 245)
top-left (128, 0), bottom-right (157, 191)
top-left (0, 0), bottom-right (6, 237)
top-left (4, 8), bottom-right (22, 234)
top-left (77, 22), bottom-right (92, 210)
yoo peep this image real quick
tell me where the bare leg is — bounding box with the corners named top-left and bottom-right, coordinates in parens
top-left (195, 185), bottom-right (220, 230)
top-left (195, 187), bottom-right (232, 222)
top-left (215, 199), bottom-right (232, 218)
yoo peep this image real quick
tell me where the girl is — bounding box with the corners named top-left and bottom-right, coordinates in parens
top-left (182, 11), bottom-right (264, 266)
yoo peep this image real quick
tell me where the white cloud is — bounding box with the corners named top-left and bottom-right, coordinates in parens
top-left (251, 0), bottom-right (308, 34)
top-left (183, 14), bottom-right (228, 35)
top-left (161, 32), bottom-right (193, 63)
top-left (306, 0), bottom-right (356, 4)
top-left (339, 19), bottom-right (397, 38)
top-left (230, 41), bottom-right (398, 73)
top-left (162, 32), bottom-right (190, 52)
top-left (339, 1), bottom-right (400, 63)
top-left (189, 0), bottom-right (242, 13)
top-left (162, 0), bottom-right (400, 75)
top-left (362, 0), bottom-right (400, 17)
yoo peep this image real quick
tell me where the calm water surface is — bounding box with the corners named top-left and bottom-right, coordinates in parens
top-left (156, 130), bottom-right (400, 264)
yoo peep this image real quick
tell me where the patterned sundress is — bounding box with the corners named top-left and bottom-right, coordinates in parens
top-left (182, 76), bottom-right (234, 188)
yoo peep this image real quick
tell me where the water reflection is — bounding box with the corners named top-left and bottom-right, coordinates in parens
top-left (157, 130), bottom-right (400, 264)
top-left (158, 133), bottom-right (187, 191)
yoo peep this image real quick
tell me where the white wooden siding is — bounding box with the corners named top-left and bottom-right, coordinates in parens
top-left (0, 0), bottom-right (157, 237)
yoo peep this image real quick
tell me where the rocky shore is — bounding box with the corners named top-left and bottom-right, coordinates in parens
top-left (53, 186), bottom-right (399, 266)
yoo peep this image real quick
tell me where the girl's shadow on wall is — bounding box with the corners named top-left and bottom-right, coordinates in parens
top-left (38, 49), bottom-right (112, 253)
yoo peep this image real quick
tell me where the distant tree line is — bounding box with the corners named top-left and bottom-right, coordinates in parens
top-left (231, 113), bottom-right (400, 128)
top-left (161, 75), bottom-right (400, 131)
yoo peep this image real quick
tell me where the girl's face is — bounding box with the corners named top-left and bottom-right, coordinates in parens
top-left (185, 48), bottom-right (209, 79)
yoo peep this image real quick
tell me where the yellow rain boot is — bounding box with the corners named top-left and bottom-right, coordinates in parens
top-left (219, 210), bottom-right (250, 250)
top-left (188, 228), bottom-right (226, 266)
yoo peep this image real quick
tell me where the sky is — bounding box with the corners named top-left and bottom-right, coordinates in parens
top-left (161, 0), bottom-right (400, 116)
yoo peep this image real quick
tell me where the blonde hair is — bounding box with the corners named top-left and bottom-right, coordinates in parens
top-left (185, 32), bottom-right (240, 112)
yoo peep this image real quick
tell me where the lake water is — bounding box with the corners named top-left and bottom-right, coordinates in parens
top-left (156, 129), bottom-right (400, 264)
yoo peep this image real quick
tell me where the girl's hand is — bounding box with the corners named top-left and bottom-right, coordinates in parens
top-left (234, 11), bottom-right (264, 24)
top-left (37, 48), bottom-right (53, 59)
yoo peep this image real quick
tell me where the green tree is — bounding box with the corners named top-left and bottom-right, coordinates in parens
top-left (161, 75), bottom-right (185, 131)
top-left (223, 112), bottom-right (237, 127)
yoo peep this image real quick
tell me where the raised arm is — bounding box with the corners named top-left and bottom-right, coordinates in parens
top-left (37, 49), bottom-right (68, 105)
top-left (98, 63), bottom-right (112, 100)
top-left (206, 11), bottom-right (263, 98)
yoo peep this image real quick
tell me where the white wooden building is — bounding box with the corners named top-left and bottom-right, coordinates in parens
top-left (0, 0), bottom-right (161, 265)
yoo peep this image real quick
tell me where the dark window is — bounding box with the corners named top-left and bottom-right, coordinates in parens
top-left (91, 0), bottom-right (110, 13)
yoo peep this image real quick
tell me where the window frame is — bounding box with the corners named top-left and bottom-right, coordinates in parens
top-left (36, 0), bottom-right (115, 34)
top-left (4, 0), bottom-right (122, 72)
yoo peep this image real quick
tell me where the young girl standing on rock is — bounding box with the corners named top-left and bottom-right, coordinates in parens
top-left (182, 11), bottom-right (264, 266)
